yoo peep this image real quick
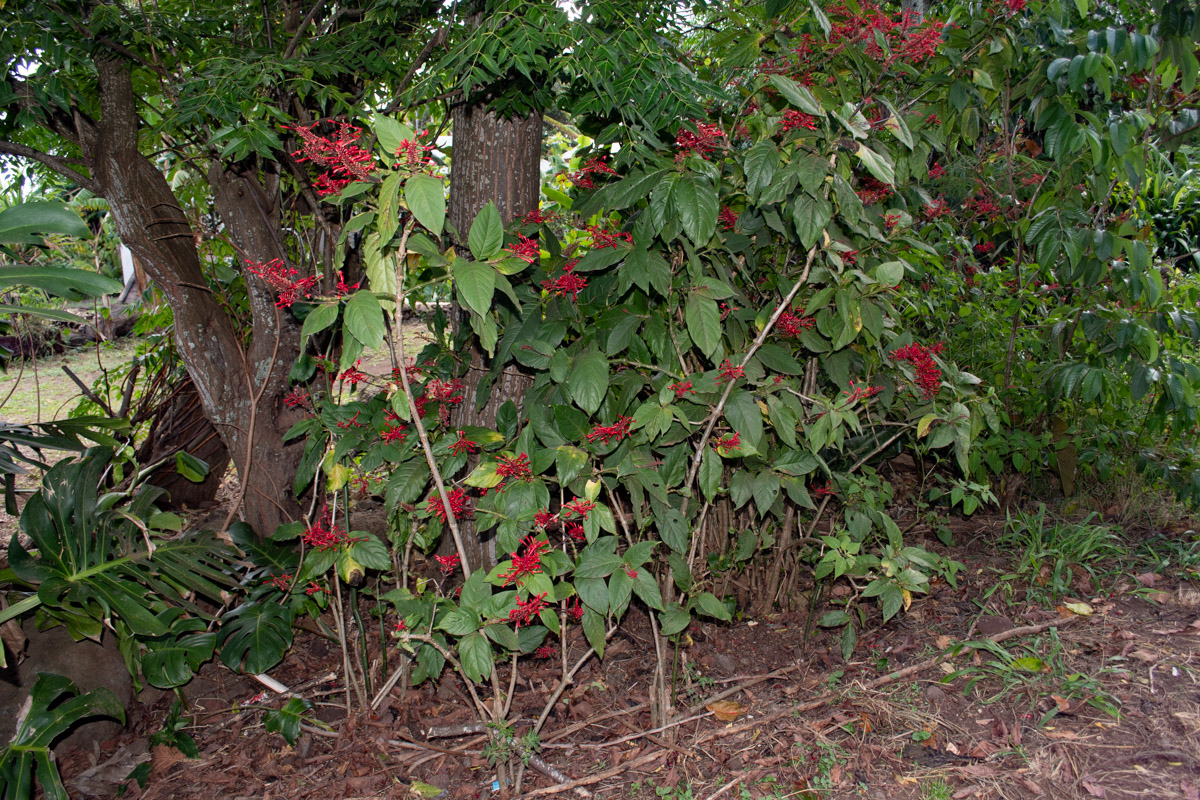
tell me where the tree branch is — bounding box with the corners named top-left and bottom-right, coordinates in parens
top-left (0, 141), bottom-right (99, 192)
top-left (382, 27), bottom-right (448, 115)
top-left (282, 0), bottom-right (329, 59)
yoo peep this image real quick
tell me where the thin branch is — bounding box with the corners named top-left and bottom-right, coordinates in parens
top-left (382, 27), bottom-right (448, 115)
top-left (282, 0), bottom-right (329, 59)
top-left (0, 141), bottom-right (98, 192)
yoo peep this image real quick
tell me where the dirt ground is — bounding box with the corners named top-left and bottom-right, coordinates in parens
top-left (50, 515), bottom-right (1200, 800)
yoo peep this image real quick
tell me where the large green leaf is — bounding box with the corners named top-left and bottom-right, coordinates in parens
top-left (675, 174), bottom-right (719, 246)
top-left (453, 260), bottom-right (496, 317)
top-left (792, 194), bottom-right (832, 249)
top-left (0, 266), bottom-right (121, 300)
top-left (744, 140), bottom-right (779, 199)
top-left (218, 598), bottom-right (294, 673)
top-left (343, 290), bottom-right (387, 350)
top-left (468, 201), bottom-right (503, 260)
top-left (0, 201), bottom-right (91, 244)
top-left (372, 113), bottom-right (415, 158)
top-left (404, 173), bottom-right (445, 236)
top-left (568, 350), bottom-right (609, 416)
top-left (767, 74), bottom-right (823, 115)
top-left (686, 293), bottom-right (722, 360)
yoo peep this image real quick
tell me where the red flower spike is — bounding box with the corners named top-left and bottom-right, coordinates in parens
top-left (535, 644), bottom-right (557, 659)
top-left (434, 554), bottom-right (461, 576)
top-left (283, 388), bottom-right (310, 409)
top-left (781, 110), bottom-right (819, 132)
top-left (565, 522), bottom-right (586, 542)
top-left (508, 235), bottom-right (541, 263)
top-left (507, 592), bottom-right (549, 628)
top-left (498, 535), bottom-right (551, 587)
top-left (891, 342), bottom-right (944, 398)
top-left (340, 361), bottom-right (367, 386)
top-left (495, 453), bottom-right (533, 483)
top-left (542, 268), bottom-right (589, 301)
top-left (713, 432), bottom-right (741, 453)
top-left (534, 509), bottom-right (557, 528)
top-left (668, 380), bottom-right (695, 397)
top-left (719, 207), bottom-right (739, 231)
top-left (585, 416), bottom-right (632, 445)
top-left (716, 359), bottom-right (745, 385)
top-left (776, 312), bottom-right (815, 338)
top-left (562, 499), bottom-right (596, 520)
top-left (426, 488), bottom-right (473, 522)
top-left (449, 430), bottom-right (478, 456)
top-left (382, 424), bottom-right (408, 444)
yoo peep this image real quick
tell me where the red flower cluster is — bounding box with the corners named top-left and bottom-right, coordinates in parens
top-left (586, 417), bottom-right (632, 445)
top-left (499, 535), bottom-right (551, 586)
top-left (382, 424), bottom-right (408, 444)
top-left (974, 241), bottom-right (996, 255)
top-left (336, 411), bottom-right (364, 429)
top-left (394, 135), bottom-right (433, 172)
top-left (812, 484), bottom-right (836, 498)
top-left (713, 431), bottom-right (741, 452)
top-left (565, 522), bottom-right (586, 542)
top-left (542, 262), bottom-right (589, 302)
top-left (563, 498), bottom-right (596, 519)
top-left (884, 212), bottom-right (902, 230)
top-left (535, 644), bottom-right (557, 659)
top-left (534, 509), bottom-right (557, 528)
top-left (507, 592), bottom-right (549, 627)
top-left (521, 208), bottom-right (558, 225)
top-left (668, 379), bottom-right (695, 397)
top-left (675, 122), bottom-right (724, 160)
top-left (923, 198), bottom-right (950, 220)
top-left (716, 359), bottom-right (746, 385)
top-left (928, 161), bottom-right (946, 179)
top-left (567, 156), bottom-right (618, 189)
top-left (782, 110), bottom-right (819, 132)
top-left (289, 121), bottom-right (376, 196)
top-left (891, 342), bottom-right (945, 398)
top-left (776, 311), bottom-right (816, 338)
top-left (283, 388), bottom-right (310, 409)
top-left (588, 225), bottom-right (634, 250)
top-left (340, 361), bottom-right (368, 386)
top-left (334, 271), bottom-right (361, 297)
top-left (304, 516), bottom-right (350, 550)
top-left (856, 177), bottom-right (893, 206)
top-left (1004, 0), bottom-right (1027, 13)
top-left (245, 258), bottom-right (318, 308)
top-left (449, 430), bottom-right (478, 455)
top-left (426, 487), bottom-right (472, 522)
top-left (263, 573), bottom-right (292, 591)
top-left (508, 235), bottom-right (541, 263)
top-left (843, 381), bottom-right (882, 402)
top-left (830, 5), bottom-right (944, 66)
top-left (434, 554), bottom-right (460, 576)
top-left (306, 581), bottom-right (329, 596)
top-left (495, 453), bottom-right (533, 483)
top-left (569, 598), bottom-right (584, 621)
top-left (719, 206), bottom-right (739, 231)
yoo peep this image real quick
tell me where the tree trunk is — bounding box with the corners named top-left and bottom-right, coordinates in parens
top-left (92, 56), bottom-right (303, 536)
top-left (446, 103), bottom-right (543, 570)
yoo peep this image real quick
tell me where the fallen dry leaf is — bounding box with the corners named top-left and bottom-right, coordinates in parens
top-left (1063, 601), bottom-right (1093, 615)
top-left (1081, 777), bottom-right (1106, 797)
top-left (1146, 591), bottom-right (1173, 604)
top-left (1136, 572), bottom-right (1160, 587)
top-left (935, 635), bottom-right (954, 650)
top-left (1042, 728), bottom-right (1080, 739)
top-left (1051, 694), bottom-right (1071, 712)
top-left (706, 699), bottom-right (749, 722)
top-left (1128, 648), bottom-right (1158, 663)
top-left (1181, 779), bottom-right (1199, 800)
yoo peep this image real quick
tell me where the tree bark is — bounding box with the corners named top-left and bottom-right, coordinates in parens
top-left (92, 56), bottom-right (302, 535)
top-left (446, 103), bottom-right (543, 570)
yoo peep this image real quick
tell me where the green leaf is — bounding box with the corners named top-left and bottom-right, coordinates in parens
top-left (343, 290), bottom-right (386, 350)
top-left (459, 632), bottom-right (494, 683)
top-left (373, 113), bottom-right (415, 157)
top-left (404, 173), bottom-right (445, 236)
top-left (453, 260), bottom-right (496, 318)
top-left (767, 74), bottom-right (823, 115)
top-left (377, 172), bottom-right (402, 245)
top-left (744, 140), bottom-right (779, 199)
top-left (264, 697), bottom-right (313, 746)
top-left (675, 174), bottom-right (719, 246)
top-left (792, 195), bottom-right (832, 249)
top-left (219, 599), bottom-right (294, 674)
top-left (568, 350), bottom-right (609, 416)
top-left (817, 610), bottom-right (852, 627)
top-left (695, 591), bottom-right (732, 621)
top-left (874, 261), bottom-right (905, 287)
top-left (686, 294), bottom-right (722, 360)
top-left (854, 144), bottom-right (895, 186)
top-left (582, 607), bottom-right (606, 657)
top-left (174, 451), bottom-right (209, 483)
top-left (0, 266), bottom-right (121, 301)
top-left (0, 201), bottom-right (91, 244)
top-left (468, 202), bottom-right (504, 261)
top-left (659, 604), bottom-right (691, 637)
top-left (300, 302), bottom-right (339, 340)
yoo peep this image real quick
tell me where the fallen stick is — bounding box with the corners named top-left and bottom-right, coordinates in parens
top-left (523, 747), bottom-right (670, 797)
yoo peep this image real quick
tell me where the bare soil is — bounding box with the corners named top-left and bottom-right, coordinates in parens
top-left (53, 517), bottom-right (1200, 800)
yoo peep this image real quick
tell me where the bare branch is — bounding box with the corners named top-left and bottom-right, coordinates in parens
top-left (282, 0), bottom-right (329, 59)
top-left (382, 27), bottom-right (448, 115)
top-left (0, 141), bottom-right (99, 192)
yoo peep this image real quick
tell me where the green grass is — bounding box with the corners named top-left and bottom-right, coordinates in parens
top-left (0, 339), bottom-right (139, 424)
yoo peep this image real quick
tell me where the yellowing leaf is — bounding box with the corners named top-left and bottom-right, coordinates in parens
top-left (917, 414), bottom-right (937, 438)
top-left (1063, 601), bottom-right (1093, 616)
top-left (902, 588), bottom-right (912, 612)
top-left (706, 700), bottom-right (749, 722)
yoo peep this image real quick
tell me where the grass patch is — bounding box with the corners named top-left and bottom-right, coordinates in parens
top-left (0, 340), bottom-right (138, 425)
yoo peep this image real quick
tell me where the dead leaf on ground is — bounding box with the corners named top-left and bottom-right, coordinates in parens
top-left (1136, 572), bottom-right (1160, 587)
top-left (706, 699), bottom-right (749, 722)
top-left (935, 635), bottom-right (954, 649)
top-left (1128, 648), bottom-right (1158, 663)
top-left (1042, 728), bottom-right (1080, 740)
top-left (1181, 779), bottom-right (1199, 800)
top-left (1050, 694), bottom-right (1071, 712)
top-left (1146, 591), bottom-right (1173, 604)
top-left (1081, 777), bottom-right (1107, 797)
